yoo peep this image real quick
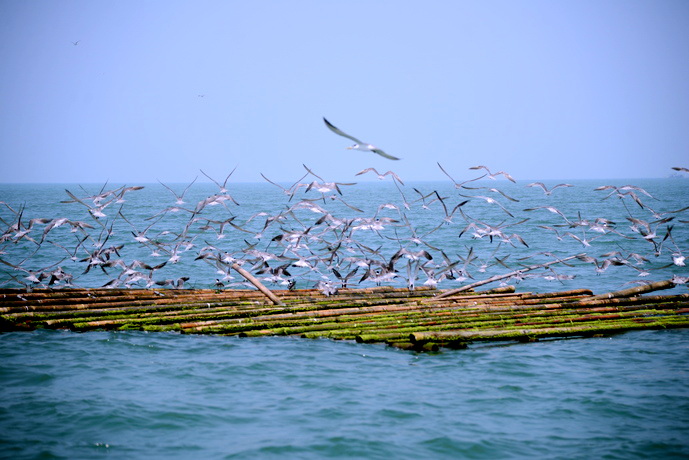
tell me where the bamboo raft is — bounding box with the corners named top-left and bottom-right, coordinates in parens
top-left (1, 279), bottom-right (688, 351)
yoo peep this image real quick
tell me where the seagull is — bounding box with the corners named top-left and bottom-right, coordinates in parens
top-left (484, 187), bottom-right (520, 202)
top-left (391, 247), bottom-right (433, 263)
top-left (537, 225), bottom-right (566, 241)
top-left (355, 168), bottom-right (404, 185)
top-left (323, 117), bottom-right (400, 160)
top-left (437, 162), bottom-right (485, 189)
top-left (565, 230), bottom-right (603, 248)
top-left (460, 194), bottom-right (514, 217)
top-left (118, 210), bottom-right (163, 243)
top-left (434, 191), bottom-right (468, 224)
top-left (155, 276), bottom-right (190, 289)
top-left (114, 186), bottom-right (145, 203)
top-left (664, 225), bottom-right (686, 266)
top-left (201, 166), bottom-right (237, 194)
top-left (331, 267), bottom-right (359, 288)
top-left (260, 172), bottom-right (308, 199)
top-left (316, 280), bottom-right (339, 296)
top-left (159, 176), bottom-right (197, 205)
top-left (300, 164), bottom-right (357, 198)
top-left (523, 205), bottom-right (574, 226)
top-left (469, 165), bottom-right (516, 182)
top-left (63, 189), bottom-right (114, 220)
top-left (526, 182), bottom-right (573, 196)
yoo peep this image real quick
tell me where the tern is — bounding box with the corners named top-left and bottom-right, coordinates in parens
top-left (260, 172), bottom-right (308, 199)
top-left (460, 194), bottom-right (514, 217)
top-left (159, 176), bottom-right (197, 205)
top-left (323, 117), bottom-right (400, 160)
top-left (526, 182), bottom-right (573, 196)
top-left (355, 168), bottom-right (404, 185)
top-left (201, 166), bottom-right (237, 194)
top-left (469, 165), bottom-right (516, 182)
top-left (437, 163), bottom-right (485, 189)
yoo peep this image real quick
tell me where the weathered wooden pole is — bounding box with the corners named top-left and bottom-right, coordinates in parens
top-left (437, 254), bottom-right (584, 298)
top-left (588, 279), bottom-right (676, 300)
top-left (230, 263), bottom-right (285, 306)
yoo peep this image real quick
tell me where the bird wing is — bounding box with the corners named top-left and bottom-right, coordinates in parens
top-left (302, 164), bottom-right (325, 182)
top-left (493, 188), bottom-right (519, 202)
top-left (64, 189), bottom-right (90, 208)
top-left (323, 118), bottom-right (363, 144)
top-left (496, 171), bottom-right (516, 183)
top-left (355, 167), bottom-right (378, 176)
top-left (437, 162), bottom-right (457, 183)
top-left (324, 118), bottom-right (400, 160)
top-left (260, 173), bottom-right (286, 190)
top-left (158, 179), bottom-right (180, 198)
top-left (385, 171), bottom-right (404, 185)
top-left (200, 169), bottom-right (221, 188)
top-left (372, 148), bottom-right (400, 161)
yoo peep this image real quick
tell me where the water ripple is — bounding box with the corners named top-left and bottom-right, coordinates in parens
top-left (1, 329), bottom-right (689, 459)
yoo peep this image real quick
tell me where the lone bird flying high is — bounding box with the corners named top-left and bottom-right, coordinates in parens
top-left (323, 117), bottom-right (400, 160)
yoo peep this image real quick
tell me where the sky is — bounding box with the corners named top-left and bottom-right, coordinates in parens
top-left (1, 1), bottom-right (688, 184)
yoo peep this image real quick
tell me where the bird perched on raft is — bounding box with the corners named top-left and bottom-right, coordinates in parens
top-left (323, 117), bottom-right (400, 160)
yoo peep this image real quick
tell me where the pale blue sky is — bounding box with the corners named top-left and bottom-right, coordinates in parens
top-left (1, 1), bottom-right (688, 184)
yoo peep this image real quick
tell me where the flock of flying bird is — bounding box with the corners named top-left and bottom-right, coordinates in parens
top-left (1, 118), bottom-right (688, 294)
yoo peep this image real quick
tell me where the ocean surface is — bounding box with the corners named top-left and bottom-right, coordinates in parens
top-left (1, 177), bottom-right (688, 458)
top-left (1, 329), bottom-right (689, 459)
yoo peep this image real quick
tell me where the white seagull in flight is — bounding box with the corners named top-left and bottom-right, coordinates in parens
top-left (323, 117), bottom-right (400, 160)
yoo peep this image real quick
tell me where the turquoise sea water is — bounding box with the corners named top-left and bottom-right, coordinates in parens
top-left (1, 329), bottom-right (689, 459)
top-left (1, 177), bottom-right (688, 458)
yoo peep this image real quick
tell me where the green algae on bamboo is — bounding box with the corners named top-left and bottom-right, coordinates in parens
top-left (410, 317), bottom-right (689, 345)
top-left (2, 286), bottom-right (689, 352)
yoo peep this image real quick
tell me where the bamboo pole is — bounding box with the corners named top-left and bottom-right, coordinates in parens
top-left (8, 291), bottom-right (687, 329)
top-left (436, 254), bottom-right (584, 298)
top-left (410, 317), bottom-right (689, 344)
top-left (2, 285), bottom-right (689, 351)
top-left (523, 289), bottom-right (593, 299)
top-left (231, 263), bottom-right (284, 306)
top-left (567, 293), bottom-right (689, 308)
top-left (476, 286), bottom-right (516, 295)
top-left (182, 298), bottom-right (689, 339)
top-left (588, 279), bottom-right (676, 300)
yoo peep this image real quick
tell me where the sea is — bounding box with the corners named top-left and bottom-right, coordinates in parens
top-left (1, 177), bottom-right (688, 459)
